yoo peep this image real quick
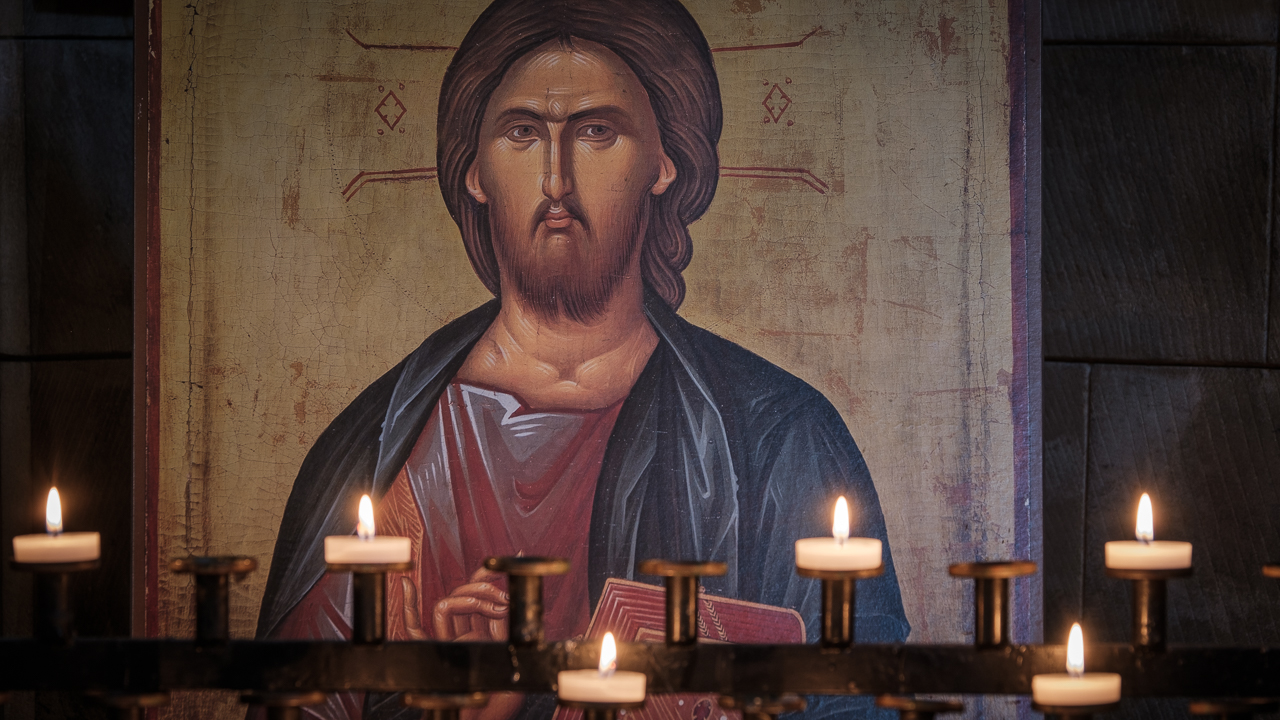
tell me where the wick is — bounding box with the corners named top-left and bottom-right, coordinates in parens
top-left (1069, 667), bottom-right (1083, 680)
top-left (836, 536), bottom-right (846, 548)
top-left (1139, 538), bottom-right (1152, 546)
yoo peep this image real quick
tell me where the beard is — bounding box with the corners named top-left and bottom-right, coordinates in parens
top-left (489, 196), bottom-right (648, 324)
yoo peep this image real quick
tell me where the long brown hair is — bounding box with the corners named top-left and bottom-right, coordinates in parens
top-left (436, 0), bottom-right (722, 310)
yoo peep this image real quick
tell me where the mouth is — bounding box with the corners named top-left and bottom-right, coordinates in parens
top-left (542, 205), bottom-right (575, 229)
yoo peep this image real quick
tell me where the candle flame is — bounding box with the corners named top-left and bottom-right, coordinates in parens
top-left (1066, 623), bottom-right (1085, 677)
top-left (46, 487), bottom-right (63, 535)
top-left (1136, 493), bottom-right (1154, 543)
top-left (357, 494), bottom-right (375, 541)
top-left (833, 496), bottom-right (850, 544)
top-left (598, 632), bottom-right (618, 677)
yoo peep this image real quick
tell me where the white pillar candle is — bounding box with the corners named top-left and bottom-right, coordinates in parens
top-left (1032, 624), bottom-right (1121, 706)
top-left (557, 633), bottom-right (646, 704)
top-left (12, 488), bottom-right (100, 563)
top-left (1032, 674), bottom-right (1122, 706)
top-left (1104, 494), bottom-right (1192, 570)
top-left (324, 495), bottom-right (410, 564)
top-left (795, 497), bottom-right (882, 571)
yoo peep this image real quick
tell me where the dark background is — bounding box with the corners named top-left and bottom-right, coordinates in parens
top-left (1, 1), bottom-right (1279, 719)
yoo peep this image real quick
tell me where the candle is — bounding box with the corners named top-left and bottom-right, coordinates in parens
top-left (794, 497), bottom-right (881, 571)
top-left (324, 495), bottom-right (410, 564)
top-left (558, 632), bottom-right (646, 704)
top-left (12, 488), bottom-right (100, 564)
top-left (1032, 624), bottom-right (1121, 706)
top-left (1104, 494), bottom-right (1192, 570)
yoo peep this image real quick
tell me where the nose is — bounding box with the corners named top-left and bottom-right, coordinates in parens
top-left (541, 126), bottom-right (574, 202)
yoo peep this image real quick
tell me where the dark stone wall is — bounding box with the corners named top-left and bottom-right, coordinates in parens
top-left (0, 2), bottom-right (133, 719)
top-left (1043, 1), bottom-right (1280, 718)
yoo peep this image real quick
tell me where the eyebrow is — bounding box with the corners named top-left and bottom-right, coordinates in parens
top-left (492, 105), bottom-right (633, 126)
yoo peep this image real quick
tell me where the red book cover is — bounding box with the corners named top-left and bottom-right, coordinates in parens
top-left (554, 579), bottom-right (806, 720)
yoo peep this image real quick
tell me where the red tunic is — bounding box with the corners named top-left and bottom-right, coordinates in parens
top-left (269, 382), bottom-right (623, 717)
top-left (381, 381), bottom-right (623, 641)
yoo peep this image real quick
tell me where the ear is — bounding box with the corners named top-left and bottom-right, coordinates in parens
top-left (650, 153), bottom-right (677, 196)
top-left (465, 162), bottom-right (487, 204)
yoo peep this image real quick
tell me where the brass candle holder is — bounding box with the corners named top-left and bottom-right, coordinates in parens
top-left (484, 556), bottom-right (569, 647)
top-left (1105, 566), bottom-right (1191, 651)
top-left (1188, 699), bottom-right (1279, 719)
top-left (557, 700), bottom-right (645, 720)
top-left (325, 561), bottom-right (413, 644)
top-left (169, 555), bottom-right (256, 643)
top-left (94, 692), bottom-right (170, 720)
top-left (876, 696), bottom-right (964, 720)
top-left (637, 559), bottom-right (727, 645)
top-left (10, 558), bottom-right (100, 642)
top-left (717, 694), bottom-right (806, 720)
top-left (796, 565), bottom-right (883, 647)
top-left (1032, 702), bottom-right (1120, 720)
top-left (949, 561), bottom-right (1036, 647)
top-left (241, 692), bottom-right (326, 720)
top-left (402, 692), bottom-right (489, 720)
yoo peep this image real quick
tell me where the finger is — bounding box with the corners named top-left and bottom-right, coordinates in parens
top-left (489, 616), bottom-right (507, 642)
top-left (450, 582), bottom-right (509, 605)
top-left (400, 578), bottom-right (423, 631)
top-left (470, 566), bottom-right (504, 585)
top-left (434, 596), bottom-right (508, 619)
top-left (454, 614), bottom-right (470, 638)
top-left (400, 576), bottom-right (419, 606)
top-left (432, 600), bottom-right (455, 640)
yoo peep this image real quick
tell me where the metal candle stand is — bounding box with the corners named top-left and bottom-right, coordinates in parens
top-left (875, 695), bottom-right (964, 720)
top-left (402, 692), bottom-right (489, 720)
top-left (483, 556), bottom-right (569, 646)
top-left (170, 556), bottom-right (257, 643)
top-left (557, 699), bottom-right (645, 720)
top-left (1187, 699), bottom-right (1280, 719)
top-left (717, 693), bottom-right (806, 720)
top-left (325, 561), bottom-right (413, 644)
top-left (1105, 566), bottom-right (1192, 652)
top-left (94, 692), bottom-right (170, 720)
top-left (949, 561), bottom-right (1036, 647)
top-left (637, 559), bottom-right (727, 644)
top-left (796, 565), bottom-right (883, 648)
top-left (10, 558), bottom-right (99, 642)
top-left (1031, 702), bottom-right (1120, 720)
top-left (10, 553), bottom-right (1280, 713)
top-left (241, 692), bottom-right (326, 720)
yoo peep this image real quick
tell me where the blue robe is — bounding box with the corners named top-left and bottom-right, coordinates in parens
top-left (256, 291), bottom-right (908, 718)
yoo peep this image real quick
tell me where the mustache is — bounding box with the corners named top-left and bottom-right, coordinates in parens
top-left (533, 197), bottom-right (589, 233)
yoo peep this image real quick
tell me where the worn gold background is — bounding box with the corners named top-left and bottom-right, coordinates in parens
top-left (158, 0), bottom-right (1017, 715)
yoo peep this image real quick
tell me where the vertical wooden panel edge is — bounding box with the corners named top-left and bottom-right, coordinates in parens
top-left (132, 0), bottom-right (161, 639)
top-left (1009, 0), bottom-right (1044, 647)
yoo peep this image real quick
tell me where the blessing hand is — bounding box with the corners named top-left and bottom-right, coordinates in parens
top-left (402, 568), bottom-right (522, 720)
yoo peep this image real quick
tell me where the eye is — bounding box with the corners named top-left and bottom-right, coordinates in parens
top-left (579, 124), bottom-right (616, 141)
top-left (506, 124), bottom-right (537, 141)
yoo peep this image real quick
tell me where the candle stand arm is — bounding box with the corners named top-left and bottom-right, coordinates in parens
top-left (637, 559), bottom-right (728, 645)
top-left (1105, 567), bottom-right (1192, 652)
top-left (0, 641), bottom-right (1277, 698)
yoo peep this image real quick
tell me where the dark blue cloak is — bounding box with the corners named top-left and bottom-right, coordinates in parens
top-left (256, 291), bottom-right (908, 719)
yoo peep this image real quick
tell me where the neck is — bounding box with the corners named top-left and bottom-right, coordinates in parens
top-left (458, 250), bottom-right (660, 410)
top-left (492, 272), bottom-right (651, 376)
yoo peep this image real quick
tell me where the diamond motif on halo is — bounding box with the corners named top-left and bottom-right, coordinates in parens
top-left (375, 91), bottom-right (407, 130)
top-left (762, 84), bottom-right (791, 123)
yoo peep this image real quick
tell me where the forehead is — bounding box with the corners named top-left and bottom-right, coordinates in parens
top-left (486, 38), bottom-right (653, 121)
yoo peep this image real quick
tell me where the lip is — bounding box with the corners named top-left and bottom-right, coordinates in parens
top-left (543, 208), bottom-right (575, 229)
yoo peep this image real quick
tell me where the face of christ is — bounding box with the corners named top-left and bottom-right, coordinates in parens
top-left (466, 38), bottom-right (677, 324)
